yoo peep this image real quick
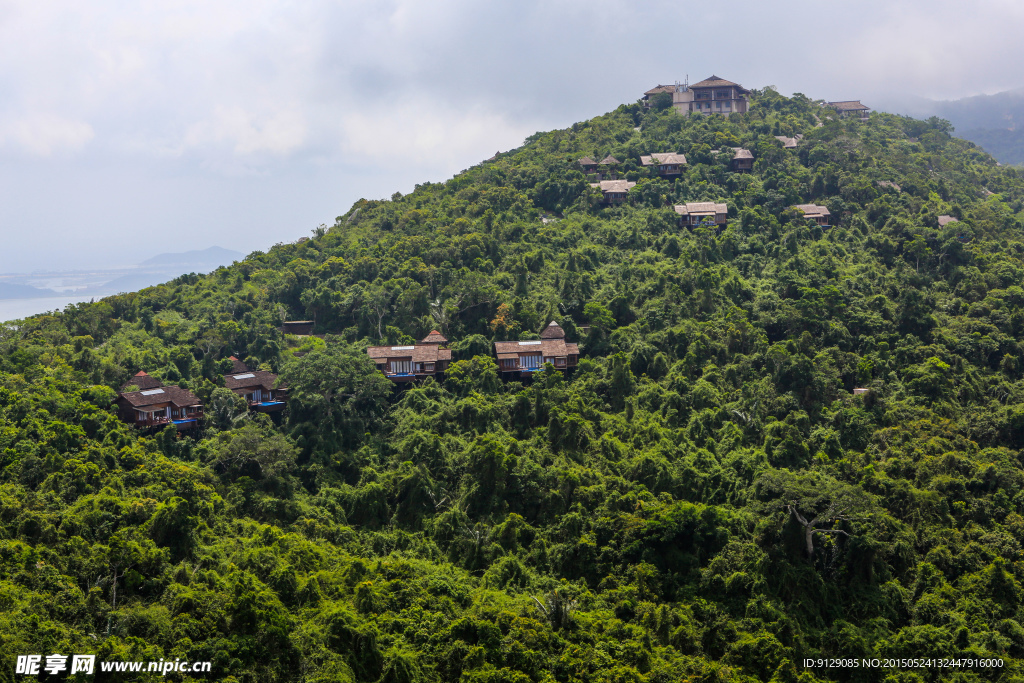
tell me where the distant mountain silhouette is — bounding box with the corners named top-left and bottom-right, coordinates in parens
top-left (888, 88), bottom-right (1024, 165)
top-left (0, 282), bottom-right (55, 300)
top-left (141, 246), bottom-right (243, 268)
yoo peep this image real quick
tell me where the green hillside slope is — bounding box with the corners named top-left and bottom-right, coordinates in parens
top-left (4, 89), bottom-right (1024, 682)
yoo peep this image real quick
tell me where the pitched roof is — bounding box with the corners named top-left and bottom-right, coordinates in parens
top-left (118, 386), bottom-right (202, 408)
top-left (493, 339), bottom-right (580, 358)
top-left (732, 148), bottom-right (754, 159)
top-left (224, 370), bottom-right (280, 391)
top-left (775, 136), bottom-right (799, 148)
top-left (590, 180), bottom-right (636, 193)
top-left (644, 84), bottom-right (675, 96)
top-left (599, 155), bottom-right (620, 165)
top-left (794, 204), bottom-right (831, 217)
top-left (120, 371), bottom-right (162, 392)
top-left (228, 356), bottom-right (250, 373)
top-left (877, 180), bottom-right (901, 191)
top-left (828, 100), bottom-right (870, 111)
top-left (420, 330), bottom-right (448, 344)
top-left (578, 156), bottom-right (597, 166)
top-left (690, 75), bottom-right (747, 92)
top-left (366, 344), bottom-right (453, 363)
top-left (540, 321), bottom-right (566, 339)
top-left (640, 152), bottom-right (687, 166)
top-left (674, 202), bottom-right (729, 215)
top-left (938, 215), bottom-right (959, 226)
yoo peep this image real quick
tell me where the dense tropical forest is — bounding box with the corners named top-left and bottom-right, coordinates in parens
top-left (4, 87), bottom-right (1024, 683)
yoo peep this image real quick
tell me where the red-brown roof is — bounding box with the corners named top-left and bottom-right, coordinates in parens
top-left (224, 370), bottom-right (280, 391)
top-left (420, 330), bottom-right (448, 344)
top-left (120, 371), bottom-right (162, 392)
top-left (228, 356), bottom-right (250, 373)
top-left (540, 321), bottom-right (566, 339)
top-left (117, 386), bottom-right (202, 408)
top-left (366, 344), bottom-right (453, 363)
top-left (493, 339), bottom-right (579, 357)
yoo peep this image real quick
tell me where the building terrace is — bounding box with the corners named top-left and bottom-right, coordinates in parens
top-left (367, 331), bottom-right (453, 383)
top-left (223, 357), bottom-right (287, 412)
top-left (115, 386), bottom-right (203, 431)
top-left (494, 322), bottom-right (579, 377)
top-left (675, 202), bottom-right (729, 229)
top-left (641, 153), bottom-right (687, 176)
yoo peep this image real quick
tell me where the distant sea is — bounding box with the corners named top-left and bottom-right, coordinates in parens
top-left (0, 292), bottom-right (119, 323)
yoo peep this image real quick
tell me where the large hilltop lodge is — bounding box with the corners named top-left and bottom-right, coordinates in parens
top-left (588, 75), bottom-right (869, 212)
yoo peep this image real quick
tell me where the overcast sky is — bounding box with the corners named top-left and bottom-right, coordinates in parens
top-left (2, 0), bottom-right (1023, 273)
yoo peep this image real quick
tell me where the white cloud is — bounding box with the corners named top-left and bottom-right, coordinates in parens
top-left (185, 106), bottom-right (307, 155)
top-left (0, 114), bottom-right (95, 156)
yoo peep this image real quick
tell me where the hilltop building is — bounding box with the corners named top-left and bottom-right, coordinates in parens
top-left (590, 179), bottom-right (636, 204)
top-left (675, 202), bottom-right (729, 229)
top-left (367, 331), bottom-right (453, 384)
top-left (827, 101), bottom-right (870, 120)
top-left (642, 85), bottom-right (675, 108)
top-left (793, 204), bottom-right (831, 226)
top-left (494, 322), bottom-right (579, 377)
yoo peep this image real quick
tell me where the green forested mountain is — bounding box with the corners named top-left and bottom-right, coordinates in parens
top-left (4, 89), bottom-right (1024, 683)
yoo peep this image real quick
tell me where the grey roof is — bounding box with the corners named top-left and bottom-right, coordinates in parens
top-left (828, 100), bottom-right (870, 111)
top-left (794, 204), bottom-right (831, 217)
top-left (775, 136), bottom-right (799, 148)
top-left (732, 148), bottom-right (754, 160)
top-left (578, 156), bottom-right (597, 166)
top-left (599, 155), bottom-right (620, 165)
top-left (674, 202), bottom-right (729, 215)
top-left (590, 180), bottom-right (636, 193)
top-left (938, 215), bottom-right (959, 226)
top-left (640, 152), bottom-right (688, 166)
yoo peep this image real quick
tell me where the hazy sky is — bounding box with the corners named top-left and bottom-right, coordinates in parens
top-left (2, 0), bottom-right (1023, 273)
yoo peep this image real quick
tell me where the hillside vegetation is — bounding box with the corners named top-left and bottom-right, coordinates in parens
top-left (4, 89), bottom-right (1024, 682)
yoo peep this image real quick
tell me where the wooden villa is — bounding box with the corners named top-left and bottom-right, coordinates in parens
top-left (590, 179), bottom-right (636, 204)
top-left (494, 322), bottom-right (580, 377)
top-left (280, 320), bottom-right (315, 335)
top-left (675, 202), bottom-right (729, 229)
top-left (366, 331), bottom-right (453, 383)
top-left (794, 204), bottom-right (831, 227)
top-left (223, 357), bottom-right (287, 412)
top-left (115, 385), bottom-right (203, 431)
top-left (578, 156), bottom-right (599, 175)
top-left (731, 148), bottom-right (754, 172)
top-left (599, 155), bottom-right (620, 179)
top-left (775, 135), bottom-right (801, 149)
top-left (682, 76), bottom-right (750, 116)
top-left (640, 153), bottom-right (687, 176)
top-left (827, 100), bottom-right (870, 121)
